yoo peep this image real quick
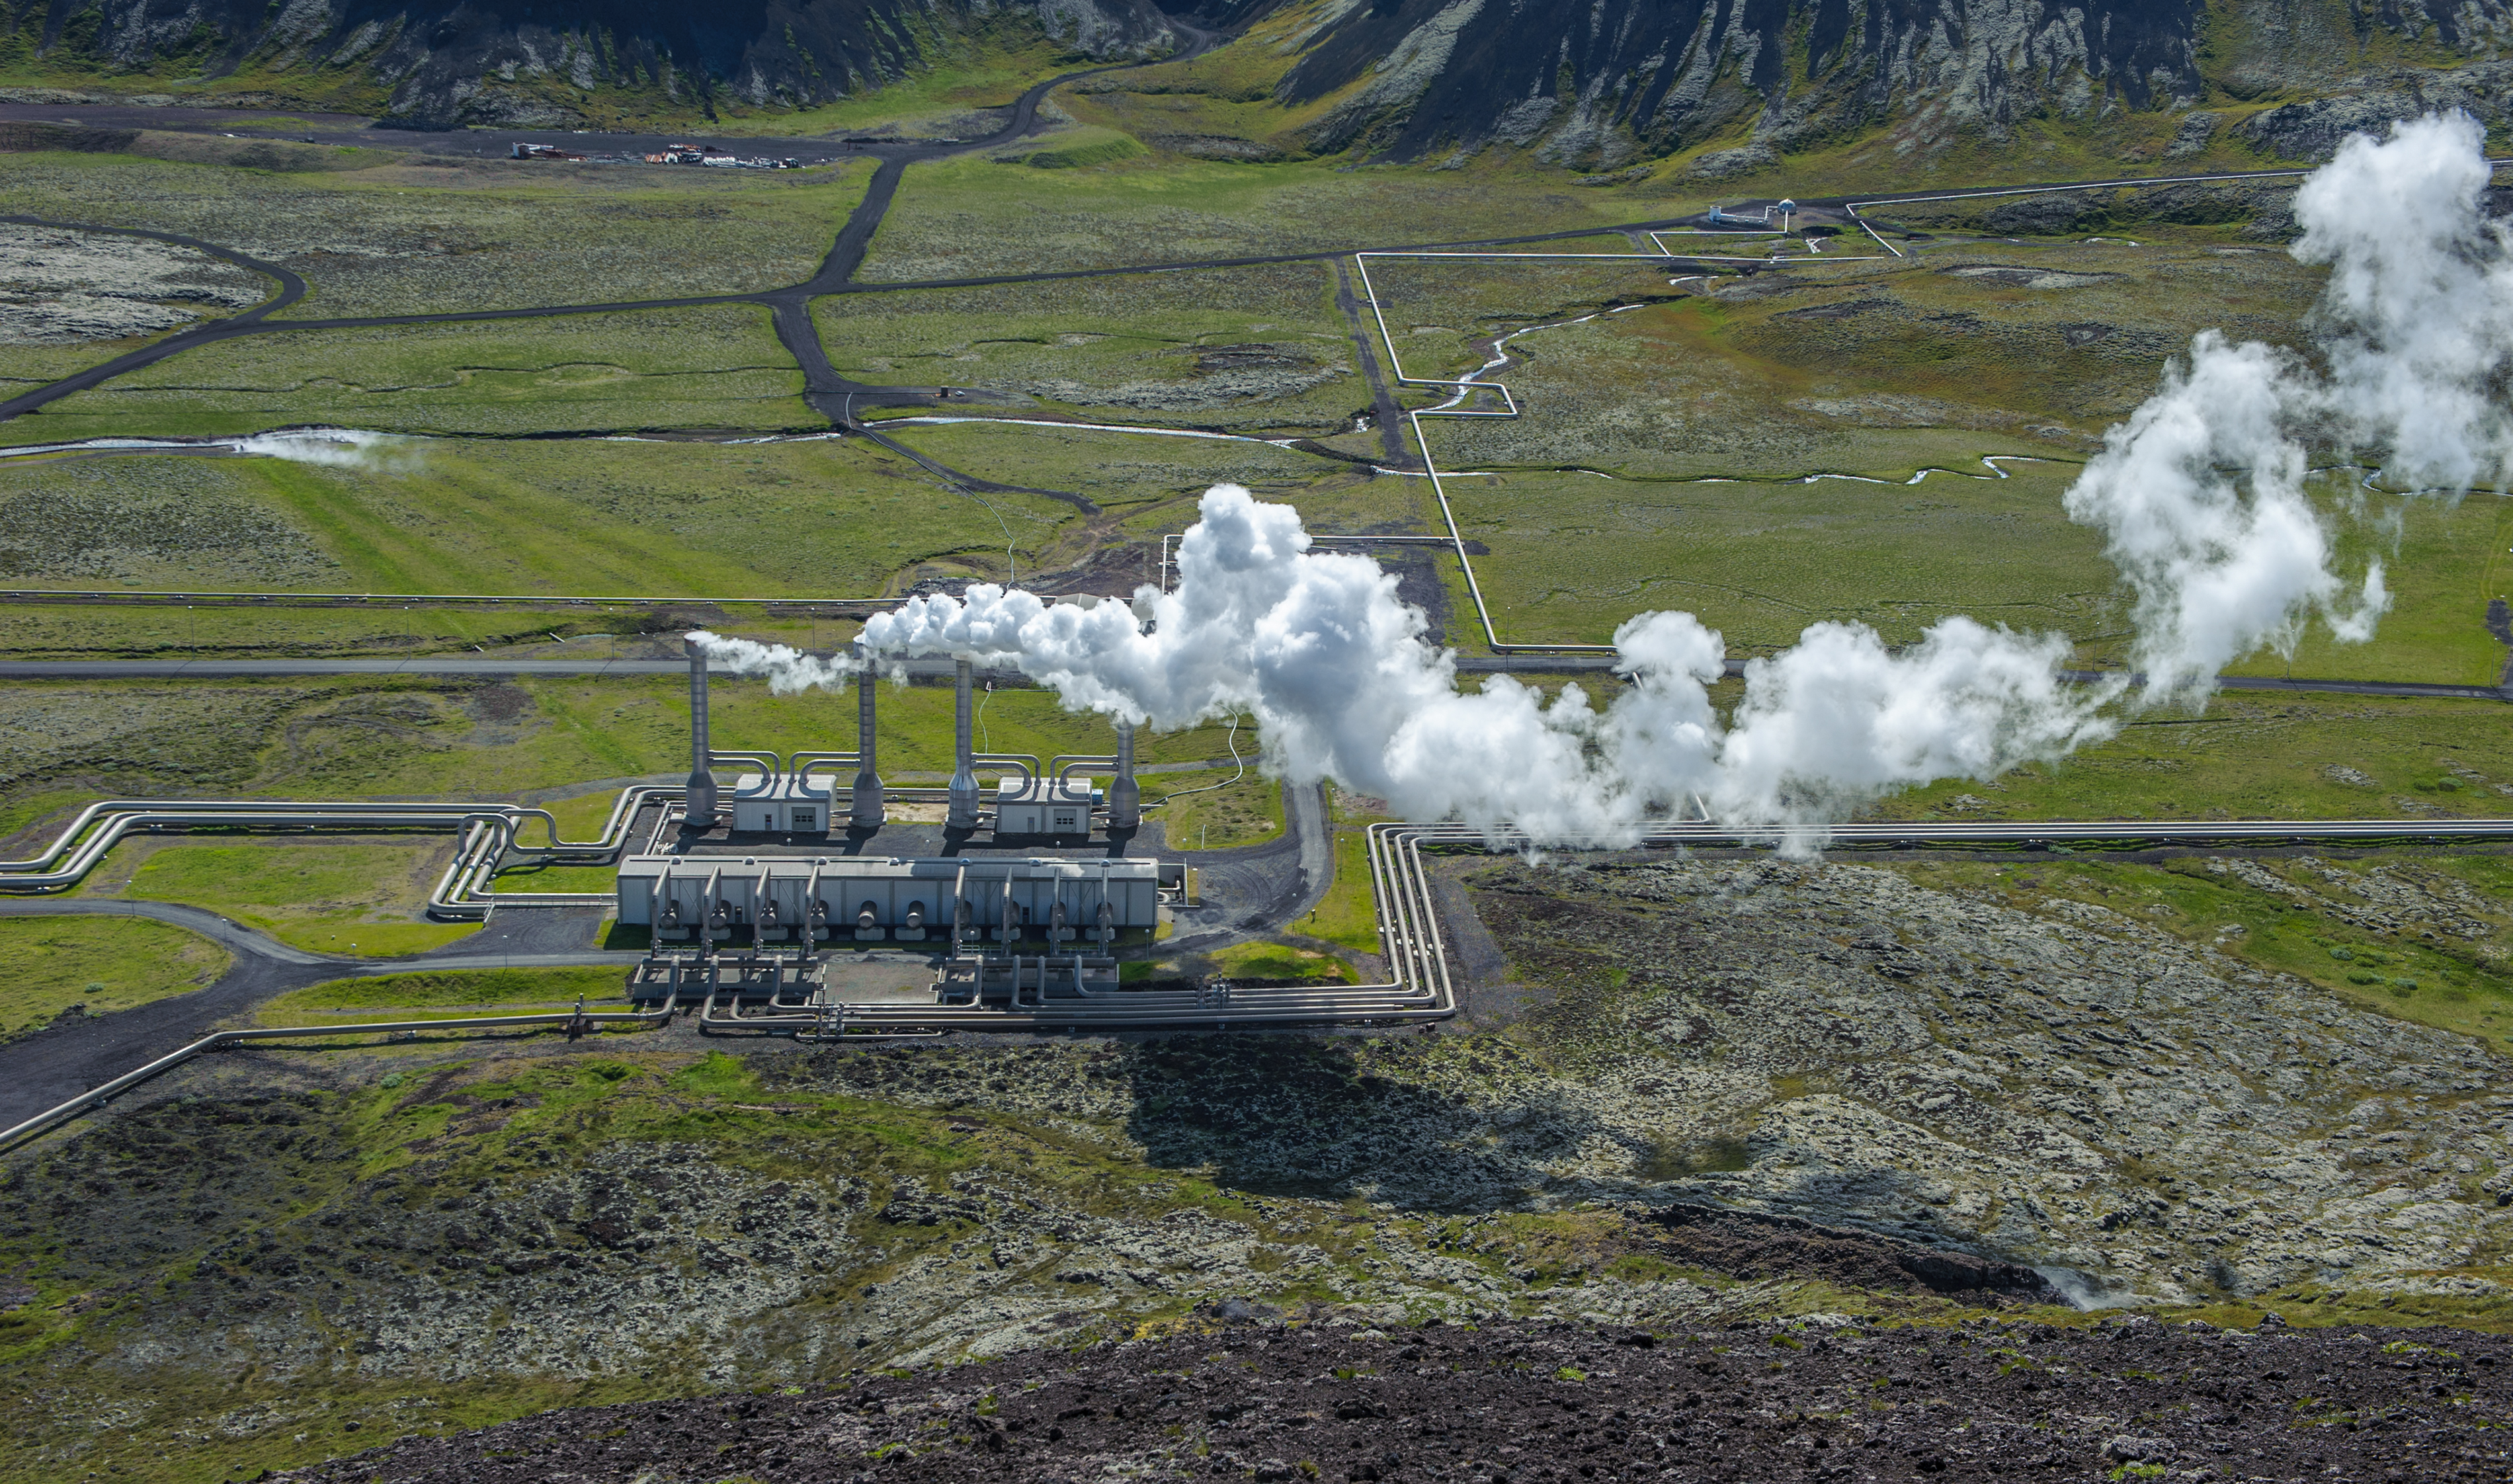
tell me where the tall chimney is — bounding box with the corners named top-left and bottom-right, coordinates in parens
top-left (1108, 719), bottom-right (1141, 830)
top-left (946, 658), bottom-right (981, 831)
top-left (850, 641), bottom-right (884, 831)
top-left (684, 636), bottom-right (718, 827)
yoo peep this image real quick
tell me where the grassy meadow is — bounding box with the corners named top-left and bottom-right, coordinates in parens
top-left (852, 152), bottom-right (1676, 282)
top-left (0, 149), bottom-right (872, 319)
top-left (28, 308), bottom-right (812, 438)
top-left (103, 838), bottom-right (479, 955)
top-left (819, 261), bottom-right (1366, 434)
top-left (0, 915), bottom-right (231, 1038)
top-left (251, 966), bottom-right (631, 1028)
top-left (0, 674), bottom-right (1262, 841)
top-left (0, 437), bottom-right (1079, 597)
top-left (1875, 692), bottom-right (2513, 823)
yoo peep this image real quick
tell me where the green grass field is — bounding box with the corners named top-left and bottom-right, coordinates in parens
top-left (821, 262), bottom-right (1364, 433)
top-left (1449, 458), bottom-right (2115, 653)
top-left (854, 152), bottom-right (1677, 282)
top-left (1197, 939), bottom-right (1357, 985)
top-left (1146, 768), bottom-right (1282, 850)
top-left (0, 675), bottom-right (1270, 829)
top-left (110, 840), bottom-right (477, 955)
top-left (0, 437), bottom-right (1079, 597)
top-left (28, 308), bottom-right (811, 438)
top-left (0, 915), bottom-right (231, 1038)
top-left (1874, 692), bottom-right (2513, 823)
top-left (878, 420), bottom-right (1364, 522)
top-left (0, 601), bottom-right (680, 661)
top-left (0, 339), bottom-right (173, 393)
top-left (1299, 787), bottom-right (1392, 955)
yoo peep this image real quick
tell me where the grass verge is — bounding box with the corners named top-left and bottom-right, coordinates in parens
top-left (251, 966), bottom-right (629, 1028)
top-left (113, 840), bottom-right (476, 956)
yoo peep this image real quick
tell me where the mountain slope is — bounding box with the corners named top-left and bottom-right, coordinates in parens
top-left (1, 0), bottom-right (2507, 157)
top-left (0, 0), bottom-right (1189, 126)
top-left (1089, 0), bottom-right (2513, 169)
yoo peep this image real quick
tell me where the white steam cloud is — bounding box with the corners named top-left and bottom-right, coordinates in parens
top-left (2063, 112), bottom-right (2513, 706)
top-left (235, 428), bottom-right (421, 472)
top-left (856, 491), bottom-right (2121, 846)
top-left (685, 629), bottom-right (859, 693)
top-left (706, 114), bottom-right (2512, 845)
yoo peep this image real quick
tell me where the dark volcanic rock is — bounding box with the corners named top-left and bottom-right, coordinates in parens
top-left (280, 1315), bottom-right (2513, 1481)
top-left (1637, 1202), bottom-right (2064, 1304)
top-left (17, 0), bottom-right (1182, 126)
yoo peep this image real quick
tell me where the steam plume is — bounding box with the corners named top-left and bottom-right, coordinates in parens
top-left (686, 629), bottom-right (859, 693)
top-left (2063, 112), bottom-right (2513, 707)
top-left (235, 429), bottom-right (419, 471)
top-left (703, 114), bottom-right (2509, 844)
top-left (858, 489), bottom-right (2116, 845)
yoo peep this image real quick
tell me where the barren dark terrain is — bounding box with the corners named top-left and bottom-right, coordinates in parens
top-left (282, 1311), bottom-right (2510, 1482)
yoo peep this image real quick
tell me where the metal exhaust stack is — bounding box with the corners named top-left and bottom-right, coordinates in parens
top-left (1108, 719), bottom-right (1141, 830)
top-left (684, 636), bottom-right (718, 827)
top-left (946, 658), bottom-right (981, 831)
top-left (850, 641), bottom-right (884, 830)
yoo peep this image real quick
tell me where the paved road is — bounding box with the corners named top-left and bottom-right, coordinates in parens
top-left (2, 655), bottom-right (2502, 703)
top-left (0, 216), bottom-right (307, 420)
top-left (0, 899), bottom-right (635, 1127)
top-left (1333, 259), bottom-right (1415, 468)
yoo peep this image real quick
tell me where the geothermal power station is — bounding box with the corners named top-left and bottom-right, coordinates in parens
top-left (0, 639), bottom-right (1462, 1045)
top-left (615, 640), bottom-right (1170, 1018)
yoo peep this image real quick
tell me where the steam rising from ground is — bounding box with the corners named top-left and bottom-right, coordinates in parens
top-left (700, 115), bottom-right (2511, 845)
top-left (234, 428), bottom-right (420, 472)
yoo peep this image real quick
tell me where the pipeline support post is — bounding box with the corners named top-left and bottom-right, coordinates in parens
top-left (851, 641), bottom-right (884, 830)
top-left (947, 659), bottom-right (981, 831)
top-left (685, 637), bottom-right (718, 829)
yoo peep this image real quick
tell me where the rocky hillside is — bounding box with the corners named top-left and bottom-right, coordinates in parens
top-left (7, 0), bottom-right (2512, 155)
top-left (5, 850), bottom-right (2510, 1481)
top-left (0, 0), bottom-right (1188, 126)
top-left (1249, 0), bottom-right (2513, 166)
top-left (1274, 0), bottom-right (2208, 163)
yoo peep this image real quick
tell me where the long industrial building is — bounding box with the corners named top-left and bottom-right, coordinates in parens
top-left (614, 639), bottom-right (1176, 1015)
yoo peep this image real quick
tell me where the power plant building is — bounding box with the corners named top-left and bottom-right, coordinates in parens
top-left (614, 854), bottom-right (1161, 944)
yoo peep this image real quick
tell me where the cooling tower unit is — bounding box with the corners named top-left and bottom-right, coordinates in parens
top-left (1108, 720), bottom-right (1141, 831)
top-left (947, 659), bottom-right (981, 831)
top-left (850, 641), bottom-right (884, 831)
top-left (685, 637), bottom-right (718, 827)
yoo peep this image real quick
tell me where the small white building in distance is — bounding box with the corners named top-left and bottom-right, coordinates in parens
top-left (729, 774), bottom-right (833, 835)
top-left (993, 777), bottom-right (1101, 837)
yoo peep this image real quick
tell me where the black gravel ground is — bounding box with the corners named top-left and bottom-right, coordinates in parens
top-left (281, 1311), bottom-right (2511, 1483)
